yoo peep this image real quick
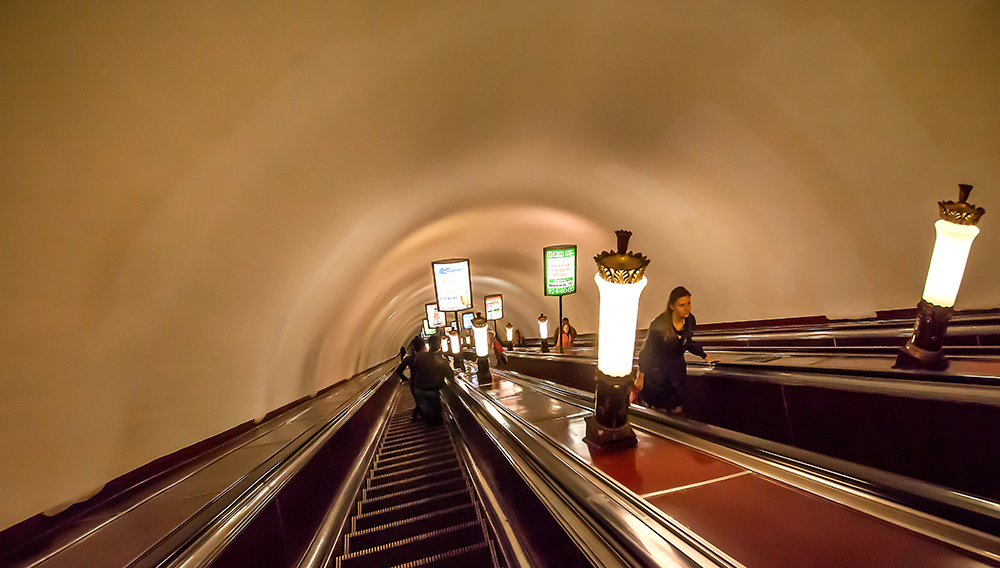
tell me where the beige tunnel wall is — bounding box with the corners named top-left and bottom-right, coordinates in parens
top-left (1, 1), bottom-right (998, 531)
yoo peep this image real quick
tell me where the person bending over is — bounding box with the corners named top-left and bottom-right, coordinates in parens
top-left (410, 335), bottom-right (455, 426)
top-left (637, 286), bottom-right (717, 415)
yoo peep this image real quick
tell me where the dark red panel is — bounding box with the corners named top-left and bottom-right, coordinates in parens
top-left (497, 390), bottom-right (589, 424)
top-left (478, 378), bottom-right (525, 400)
top-left (646, 474), bottom-right (995, 568)
top-left (535, 416), bottom-right (744, 496)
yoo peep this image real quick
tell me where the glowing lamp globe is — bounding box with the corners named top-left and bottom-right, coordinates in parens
top-left (595, 275), bottom-right (648, 377)
top-left (505, 323), bottom-right (513, 343)
top-left (472, 312), bottom-right (489, 358)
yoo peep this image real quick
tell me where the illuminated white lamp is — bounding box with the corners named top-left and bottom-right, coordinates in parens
top-left (896, 184), bottom-right (985, 370)
top-left (447, 328), bottom-right (462, 371)
top-left (505, 323), bottom-right (514, 345)
top-left (472, 312), bottom-right (491, 381)
top-left (584, 230), bottom-right (649, 449)
top-left (537, 314), bottom-right (549, 353)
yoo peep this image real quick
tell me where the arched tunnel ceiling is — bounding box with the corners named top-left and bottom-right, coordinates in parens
top-left (1, 1), bottom-right (998, 530)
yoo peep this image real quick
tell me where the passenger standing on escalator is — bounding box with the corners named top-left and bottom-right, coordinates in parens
top-left (410, 335), bottom-right (454, 426)
top-left (395, 336), bottom-right (425, 419)
top-left (637, 286), bottom-right (717, 415)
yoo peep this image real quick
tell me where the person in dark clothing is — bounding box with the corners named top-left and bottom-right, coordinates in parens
top-left (637, 286), bottom-right (717, 414)
top-left (395, 336), bottom-right (425, 419)
top-left (410, 335), bottom-right (454, 425)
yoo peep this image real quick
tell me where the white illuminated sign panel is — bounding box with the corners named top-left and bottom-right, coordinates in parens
top-left (462, 312), bottom-right (474, 329)
top-left (544, 245), bottom-right (577, 296)
top-left (432, 259), bottom-right (473, 311)
top-left (422, 318), bottom-right (437, 335)
top-left (485, 294), bottom-right (503, 320)
top-left (425, 303), bottom-right (446, 328)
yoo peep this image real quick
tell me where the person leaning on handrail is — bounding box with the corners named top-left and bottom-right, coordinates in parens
top-left (637, 286), bottom-right (717, 415)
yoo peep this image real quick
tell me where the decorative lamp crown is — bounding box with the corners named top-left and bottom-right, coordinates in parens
top-left (594, 230), bottom-right (650, 284)
top-left (939, 184), bottom-right (986, 226)
top-left (472, 312), bottom-right (487, 328)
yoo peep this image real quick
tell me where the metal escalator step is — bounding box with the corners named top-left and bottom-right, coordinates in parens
top-left (359, 477), bottom-right (467, 514)
top-left (381, 431), bottom-right (451, 450)
top-left (385, 542), bottom-right (494, 568)
top-left (365, 465), bottom-right (464, 500)
top-left (373, 452), bottom-right (457, 477)
top-left (336, 521), bottom-right (485, 568)
top-left (354, 490), bottom-right (472, 533)
top-left (345, 503), bottom-right (477, 554)
top-left (369, 457), bottom-right (459, 485)
top-left (375, 446), bottom-right (454, 469)
top-left (379, 437), bottom-right (453, 459)
top-left (384, 427), bottom-right (439, 442)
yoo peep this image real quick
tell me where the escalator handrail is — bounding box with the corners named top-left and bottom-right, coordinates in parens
top-left (450, 376), bottom-right (742, 568)
top-left (146, 365), bottom-right (396, 568)
top-left (295, 388), bottom-right (399, 568)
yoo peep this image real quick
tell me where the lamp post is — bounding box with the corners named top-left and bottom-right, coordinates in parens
top-left (896, 184), bottom-right (985, 370)
top-left (448, 328), bottom-right (462, 371)
top-left (472, 312), bottom-right (491, 382)
top-left (505, 323), bottom-right (514, 349)
top-left (538, 314), bottom-right (550, 353)
top-left (584, 230), bottom-right (649, 449)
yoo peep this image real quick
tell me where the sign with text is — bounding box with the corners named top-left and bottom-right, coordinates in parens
top-left (462, 312), bottom-right (474, 329)
top-left (425, 303), bottom-right (446, 328)
top-left (484, 294), bottom-right (503, 320)
top-left (432, 258), bottom-right (473, 311)
top-left (544, 244), bottom-right (577, 296)
top-left (422, 318), bottom-right (436, 335)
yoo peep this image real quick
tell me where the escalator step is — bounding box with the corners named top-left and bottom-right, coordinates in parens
top-left (359, 477), bottom-right (467, 514)
top-left (345, 503), bottom-right (477, 553)
top-left (336, 521), bottom-right (485, 568)
top-left (365, 466), bottom-right (463, 500)
top-left (374, 453), bottom-right (457, 477)
top-left (382, 432), bottom-right (451, 452)
top-left (384, 428), bottom-right (440, 443)
top-left (375, 446), bottom-right (454, 469)
top-left (385, 542), bottom-right (494, 568)
top-left (379, 436), bottom-right (452, 458)
top-left (354, 490), bottom-right (472, 532)
top-left (369, 456), bottom-right (459, 485)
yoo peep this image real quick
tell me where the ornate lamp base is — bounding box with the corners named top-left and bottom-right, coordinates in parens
top-left (476, 356), bottom-right (491, 383)
top-left (894, 300), bottom-right (952, 370)
top-left (583, 369), bottom-right (637, 449)
top-left (584, 417), bottom-right (637, 449)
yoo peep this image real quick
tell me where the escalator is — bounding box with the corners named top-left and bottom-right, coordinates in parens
top-left (333, 393), bottom-right (503, 568)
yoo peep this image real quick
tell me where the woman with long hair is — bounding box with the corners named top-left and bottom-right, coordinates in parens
top-left (637, 286), bottom-right (717, 414)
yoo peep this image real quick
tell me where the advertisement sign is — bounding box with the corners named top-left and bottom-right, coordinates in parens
top-left (422, 318), bottom-right (437, 335)
top-left (425, 303), bottom-right (446, 328)
top-left (484, 294), bottom-right (503, 320)
top-left (432, 258), bottom-right (473, 311)
top-left (544, 244), bottom-right (577, 296)
top-left (461, 312), bottom-right (474, 329)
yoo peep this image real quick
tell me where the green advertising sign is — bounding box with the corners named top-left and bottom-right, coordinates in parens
top-left (544, 244), bottom-right (577, 296)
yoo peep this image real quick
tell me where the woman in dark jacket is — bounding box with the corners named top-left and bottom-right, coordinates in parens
top-left (637, 286), bottom-right (716, 413)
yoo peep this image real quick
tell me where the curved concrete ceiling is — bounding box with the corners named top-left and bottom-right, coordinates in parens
top-left (1, 1), bottom-right (997, 529)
